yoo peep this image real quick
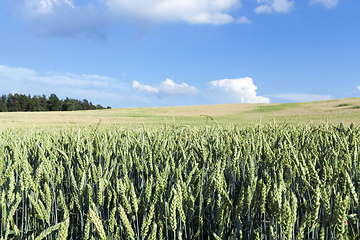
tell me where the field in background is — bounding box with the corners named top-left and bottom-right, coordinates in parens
top-left (1, 97), bottom-right (360, 129)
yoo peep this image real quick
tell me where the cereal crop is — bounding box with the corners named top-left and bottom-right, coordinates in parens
top-left (0, 122), bottom-right (359, 239)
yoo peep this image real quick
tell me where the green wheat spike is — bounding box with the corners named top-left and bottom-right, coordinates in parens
top-left (118, 203), bottom-right (135, 240)
top-left (89, 203), bottom-right (107, 240)
top-left (34, 222), bottom-right (62, 240)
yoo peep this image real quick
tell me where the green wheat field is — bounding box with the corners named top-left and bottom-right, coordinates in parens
top-left (1, 98), bottom-right (360, 239)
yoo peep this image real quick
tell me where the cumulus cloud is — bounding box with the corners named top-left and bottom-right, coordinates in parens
top-left (16, 0), bottom-right (108, 39)
top-left (356, 86), bottom-right (360, 92)
top-left (105, 0), bottom-right (240, 25)
top-left (237, 16), bottom-right (251, 24)
top-left (0, 64), bottom-right (274, 107)
top-left (0, 64), bottom-right (125, 102)
top-left (132, 81), bottom-right (159, 95)
top-left (271, 93), bottom-right (332, 102)
top-left (24, 0), bottom-right (75, 14)
top-left (158, 79), bottom-right (198, 96)
top-left (132, 78), bottom-right (198, 97)
top-left (255, 0), bottom-right (294, 14)
top-left (309, 0), bottom-right (338, 8)
top-left (15, 0), bottom-right (241, 38)
top-left (255, 5), bottom-right (273, 13)
top-left (207, 77), bottom-right (270, 103)
top-left (0, 65), bottom-right (117, 88)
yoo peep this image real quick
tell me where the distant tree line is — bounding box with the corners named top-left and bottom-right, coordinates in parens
top-left (0, 93), bottom-right (111, 112)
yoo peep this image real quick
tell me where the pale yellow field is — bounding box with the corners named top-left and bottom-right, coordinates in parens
top-left (1, 97), bottom-right (360, 129)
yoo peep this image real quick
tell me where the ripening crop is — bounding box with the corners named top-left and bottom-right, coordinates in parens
top-left (0, 122), bottom-right (359, 239)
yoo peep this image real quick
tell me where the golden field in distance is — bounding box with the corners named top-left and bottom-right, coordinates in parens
top-left (1, 97), bottom-right (360, 129)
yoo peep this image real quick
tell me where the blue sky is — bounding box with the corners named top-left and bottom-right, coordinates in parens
top-left (0, 0), bottom-right (359, 108)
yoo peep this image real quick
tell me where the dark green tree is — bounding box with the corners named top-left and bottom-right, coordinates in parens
top-left (47, 94), bottom-right (61, 111)
top-left (31, 95), bottom-right (40, 111)
top-left (19, 94), bottom-right (30, 111)
top-left (7, 93), bottom-right (21, 112)
top-left (0, 95), bottom-right (7, 112)
top-left (63, 98), bottom-right (80, 111)
top-left (0, 93), bottom-right (109, 112)
top-left (38, 94), bottom-right (47, 111)
top-left (81, 99), bottom-right (90, 110)
top-left (96, 104), bottom-right (104, 109)
top-left (89, 102), bottom-right (96, 110)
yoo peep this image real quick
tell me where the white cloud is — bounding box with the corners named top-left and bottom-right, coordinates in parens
top-left (26, 0), bottom-right (74, 14)
top-left (0, 65), bottom-right (125, 104)
top-left (272, 0), bottom-right (294, 12)
top-left (159, 79), bottom-right (198, 96)
top-left (309, 0), bottom-right (338, 8)
top-left (105, 0), bottom-right (240, 25)
top-left (132, 78), bottom-right (198, 97)
top-left (271, 93), bottom-right (332, 102)
top-left (132, 81), bottom-right (159, 95)
top-left (17, 0), bottom-right (107, 39)
top-left (0, 64), bottom-right (274, 107)
top-left (255, 5), bottom-right (273, 13)
top-left (255, 0), bottom-right (294, 14)
top-left (207, 77), bottom-right (270, 103)
top-left (356, 86), bottom-right (360, 92)
top-left (237, 16), bottom-right (251, 24)
top-left (16, 0), bottom-right (241, 38)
